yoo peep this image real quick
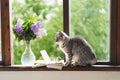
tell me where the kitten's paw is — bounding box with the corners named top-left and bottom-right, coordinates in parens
top-left (70, 64), bottom-right (75, 67)
top-left (71, 62), bottom-right (78, 67)
top-left (64, 62), bottom-right (70, 67)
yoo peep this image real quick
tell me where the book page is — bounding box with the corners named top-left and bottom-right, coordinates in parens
top-left (32, 50), bottom-right (64, 70)
top-left (40, 50), bottom-right (51, 64)
top-left (32, 60), bottom-right (46, 68)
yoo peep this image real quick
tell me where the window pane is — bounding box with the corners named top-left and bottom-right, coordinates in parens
top-left (70, 0), bottom-right (110, 61)
top-left (12, 0), bottom-right (63, 64)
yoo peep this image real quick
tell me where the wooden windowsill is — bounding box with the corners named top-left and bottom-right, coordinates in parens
top-left (0, 65), bottom-right (120, 71)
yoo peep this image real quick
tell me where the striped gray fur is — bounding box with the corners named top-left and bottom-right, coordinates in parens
top-left (56, 31), bottom-right (97, 67)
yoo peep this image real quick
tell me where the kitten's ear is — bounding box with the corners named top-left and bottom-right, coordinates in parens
top-left (57, 31), bottom-right (63, 36)
top-left (56, 31), bottom-right (61, 35)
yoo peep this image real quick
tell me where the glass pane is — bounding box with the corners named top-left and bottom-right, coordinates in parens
top-left (70, 0), bottom-right (110, 61)
top-left (12, 0), bottom-right (63, 64)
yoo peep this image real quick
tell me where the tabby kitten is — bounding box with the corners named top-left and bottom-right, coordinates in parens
top-left (56, 31), bottom-right (97, 67)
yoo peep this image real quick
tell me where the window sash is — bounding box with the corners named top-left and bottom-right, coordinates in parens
top-left (1, 0), bottom-right (13, 65)
top-left (0, 0), bottom-right (120, 66)
top-left (110, 0), bottom-right (118, 65)
top-left (64, 0), bottom-right (119, 65)
top-left (63, 0), bottom-right (69, 35)
top-left (116, 0), bottom-right (120, 64)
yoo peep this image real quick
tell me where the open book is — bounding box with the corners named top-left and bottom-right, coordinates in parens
top-left (32, 50), bottom-right (64, 70)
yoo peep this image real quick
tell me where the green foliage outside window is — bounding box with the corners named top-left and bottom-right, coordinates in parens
top-left (12, 0), bottom-right (63, 64)
top-left (70, 0), bottom-right (109, 61)
top-left (12, 0), bottom-right (109, 64)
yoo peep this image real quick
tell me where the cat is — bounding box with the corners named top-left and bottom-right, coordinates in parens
top-left (55, 31), bottom-right (97, 67)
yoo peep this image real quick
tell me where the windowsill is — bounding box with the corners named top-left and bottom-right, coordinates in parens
top-left (0, 65), bottom-right (120, 71)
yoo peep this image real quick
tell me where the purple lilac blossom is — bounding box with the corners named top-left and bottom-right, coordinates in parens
top-left (14, 23), bottom-right (24, 36)
top-left (30, 22), bottom-right (41, 33)
top-left (35, 28), bottom-right (47, 38)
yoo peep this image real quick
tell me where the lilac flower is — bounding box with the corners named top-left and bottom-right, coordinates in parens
top-left (13, 17), bottom-right (47, 41)
top-left (30, 22), bottom-right (47, 38)
top-left (14, 23), bottom-right (24, 36)
top-left (30, 22), bottom-right (41, 33)
top-left (35, 28), bottom-right (47, 38)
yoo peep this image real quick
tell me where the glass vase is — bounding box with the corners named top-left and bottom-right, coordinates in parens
top-left (21, 40), bottom-right (36, 66)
